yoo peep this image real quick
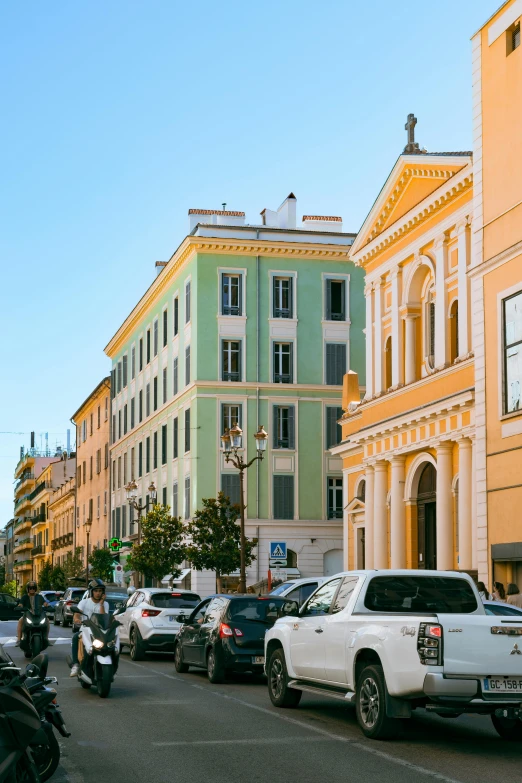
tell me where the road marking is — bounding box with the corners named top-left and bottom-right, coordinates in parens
top-left (153, 736), bottom-right (337, 747)
top-left (140, 700), bottom-right (193, 705)
top-left (125, 660), bottom-right (465, 783)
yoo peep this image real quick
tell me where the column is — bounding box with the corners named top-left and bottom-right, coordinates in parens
top-left (457, 438), bottom-right (472, 571)
top-left (364, 466), bottom-right (375, 569)
top-left (434, 233), bottom-right (448, 370)
top-left (364, 285), bottom-right (374, 399)
top-left (373, 461), bottom-right (388, 568)
top-left (342, 470), bottom-right (349, 571)
top-left (456, 218), bottom-right (470, 357)
top-left (471, 437), bottom-right (477, 570)
top-left (391, 268), bottom-right (403, 387)
top-left (390, 456), bottom-right (406, 568)
top-left (436, 442), bottom-right (454, 570)
top-left (374, 278), bottom-right (383, 394)
top-left (403, 313), bottom-right (418, 385)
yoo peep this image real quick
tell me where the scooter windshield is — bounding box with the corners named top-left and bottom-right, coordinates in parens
top-left (90, 614), bottom-right (112, 631)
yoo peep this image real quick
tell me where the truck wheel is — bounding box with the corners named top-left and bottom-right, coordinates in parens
top-left (267, 649), bottom-right (302, 708)
top-left (207, 648), bottom-right (225, 684)
top-left (356, 664), bottom-right (401, 740)
top-left (174, 642), bottom-right (189, 673)
top-left (491, 714), bottom-right (522, 740)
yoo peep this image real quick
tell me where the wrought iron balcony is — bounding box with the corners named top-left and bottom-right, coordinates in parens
top-left (222, 371), bottom-right (241, 382)
top-left (274, 373), bottom-right (292, 384)
top-left (14, 559), bottom-right (32, 570)
top-left (14, 517), bottom-right (32, 530)
top-left (31, 512), bottom-right (46, 525)
top-left (29, 481), bottom-right (52, 502)
top-left (31, 545), bottom-right (45, 557)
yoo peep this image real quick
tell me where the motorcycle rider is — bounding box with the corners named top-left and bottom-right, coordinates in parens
top-left (16, 581), bottom-right (49, 645)
top-left (70, 578), bottom-right (109, 677)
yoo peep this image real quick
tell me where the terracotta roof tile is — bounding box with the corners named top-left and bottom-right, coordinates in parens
top-left (188, 209), bottom-right (245, 216)
top-left (302, 215), bottom-right (342, 222)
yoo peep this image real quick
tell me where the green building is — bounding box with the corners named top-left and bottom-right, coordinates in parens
top-left (106, 194), bottom-right (365, 594)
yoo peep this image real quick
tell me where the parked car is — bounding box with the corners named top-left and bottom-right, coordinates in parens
top-left (118, 588), bottom-right (201, 660)
top-left (174, 594), bottom-right (299, 683)
top-left (269, 577), bottom-right (329, 606)
top-left (265, 570), bottom-right (522, 741)
top-left (0, 592), bottom-right (23, 621)
top-left (53, 588), bottom-right (86, 627)
top-left (483, 600), bottom-right (522, 616)
top-left (40, 591), bottom-right (63, 618)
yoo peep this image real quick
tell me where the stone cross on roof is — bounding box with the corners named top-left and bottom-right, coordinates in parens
top-left (403, 113), bottom-right (421, 154)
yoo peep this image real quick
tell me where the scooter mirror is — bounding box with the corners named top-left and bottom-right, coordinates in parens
top-left (31, 654), bottom-right (48, 678)
top-left (25, 663), bottom-right (38, 678)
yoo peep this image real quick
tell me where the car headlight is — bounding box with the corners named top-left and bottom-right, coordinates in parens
top-left (93, 639), bottom-right (104, 650)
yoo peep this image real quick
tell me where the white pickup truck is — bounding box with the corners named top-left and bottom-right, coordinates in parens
top-left (265, 569), bottom-right (522, 740)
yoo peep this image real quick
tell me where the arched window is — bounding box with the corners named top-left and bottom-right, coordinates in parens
top-left (450, 300), bottom-right (459, 363)
top-left (356, 479), bottom-right (366, 501)
top-left (385, 336), bottom-right (393, 390)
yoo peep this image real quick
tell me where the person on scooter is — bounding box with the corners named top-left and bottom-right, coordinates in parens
top-left (70, 578), bottom-right (109, 677)
top-left (16, 581), bottom-right (49, 645)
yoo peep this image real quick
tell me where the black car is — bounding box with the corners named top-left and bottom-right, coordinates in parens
top-left (54, 588), bottom-right (86, 627)
top-left (173, 594), bottom-right (298, 683)
top-left (0, 593), bottom-right (23, 621)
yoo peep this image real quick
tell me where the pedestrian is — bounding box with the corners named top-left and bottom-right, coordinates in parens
top-left (506, 583), bottom-right (522, 609)
top-left (491, 581), bottom-right (506, 601)
top-left (477, 581), bottom-right (490, 601)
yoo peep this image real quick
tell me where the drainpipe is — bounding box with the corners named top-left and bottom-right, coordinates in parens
top-left (256, 230), bottom-right (261, 580)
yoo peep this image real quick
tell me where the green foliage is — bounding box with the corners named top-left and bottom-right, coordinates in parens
top-left (0, 563), bottom-right (5, 589)
top-left (187, 492), bottom-right (257, 592)
top-left (89, 547), bottom-right (116, 583)
top-left (38, 560), bottom-right (53, 591)
top-left (0, 580), bottom-right (17, 598)
top-left (63, 547), bottom-right (84, 580)
top-left (50, 566), bottom-right (67, 592)
top-left (125, 505), bottom-right (186, 582)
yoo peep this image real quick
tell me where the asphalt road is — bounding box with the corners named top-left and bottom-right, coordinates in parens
top-left (1, 620), bottom-right (521, 783)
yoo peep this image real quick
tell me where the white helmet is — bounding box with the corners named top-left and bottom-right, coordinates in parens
top-left (127, 586), bottom-right (136, 596)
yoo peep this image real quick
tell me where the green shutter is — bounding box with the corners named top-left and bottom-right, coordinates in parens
top-left (288, 406), bottom-right (295, 449)
top-left (222, 473), bottom-right (241, 506)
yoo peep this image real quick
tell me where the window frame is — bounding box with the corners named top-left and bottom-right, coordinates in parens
top-left (221, 339), bottom-right (242, 382)
top-left (327, 476), bottom-right (343, 519)
top-left (272, 341), bottom-right (294, 384)
top-left (502, 289), bottom-right (522, 415)
top-left (272, 404), bottom-right (295, 450)
top-left (323, 273), bottom-right (350, 323)
top-left (221, 272), bottom-right (243, 316)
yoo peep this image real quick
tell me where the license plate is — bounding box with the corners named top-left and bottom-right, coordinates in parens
top-left (252, 656), bottom-right (264, 664)
top-left (483, 677), bottom-right (522, 693)
top-left (168, 616), bottom-right (178, 623)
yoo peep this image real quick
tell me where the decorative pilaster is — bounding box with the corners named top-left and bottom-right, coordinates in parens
top-left (364, 284), bottom-right (374, 399)
top-left (434, 233), bottom-right (448, 370)
top-left (390, 456), bottom-right (406, 568)
top-left (390, 268), bottom-right (403, 387)
top-left (456, 218), bottom-right (470, 357)
top-left (457, 438), bottom-right (473, 571)
top-left (401, 307), bottom-right (419, 385)
top-left (364, 465), bottom-right (375, 569)
top-left (373, 278), bottom-right (383, 394)
top-left (373, 461), bottom-right (388, 568)
top-left (436, 441), bottom-right (454, 570)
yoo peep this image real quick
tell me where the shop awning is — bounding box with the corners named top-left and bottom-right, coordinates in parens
top-left (161, 568), bottom-right (191, 585)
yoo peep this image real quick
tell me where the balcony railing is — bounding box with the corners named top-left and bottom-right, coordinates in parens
top-left (31, 545), bottom-right (45, 557)
top-left (14, 494), bottom-right (31, 511)
top-left (327, 508), bottom-right (343, 519)
top-left (29, 481), bottom-right (52, 502)
top-left (14, 517), bottom-right (32, 530)
top-left (14, 559), bottom-right (32, 569)
top-left (274, 373), bottom-right (292, 384)
top-left (15, 473), bottom-right (35, 492)
top-left (52, 532), bottom-right (73, 550)
top-left (31, 512), bottom-right (46, 525)
top-left (222, 372), bottom-right (241, 382)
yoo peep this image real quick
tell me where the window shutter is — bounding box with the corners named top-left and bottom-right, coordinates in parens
top-left (173, 482), bottom-right (178, 517)
top-left (288, 405), bottom-right (295, 449)
top-left (339, 280), bottom-right (345, 321)
top-left (289, 343), bottom-right (293, 383)
top-left (185, 409), bottom-right (191, 452)
top-left (288, 278), bottom-right (293, 318)
top-left (274, 475), bottom-right (294, 519)
top-left (325, 279), bottom-right (332, 320)
top-left (173, 417), bottom-right (178, 458)
top-left (122, 505), bottom-right (126, 538)
top-left (238, 275), bottom-right (243, 316)
top-left (273, 406), bottom-right (279, 448)
top-left (222, 473), bottom-right (240, 506)
top-left (185, 346), bottom-right (190, 385)
top-left (123, 355), bottom-right (128, 387)
top-left (115, 507), bottom-right (121, 539)
top-left (336, 344), bottom-right (346, 384)
top-left (173, 357), bottom-right (178, 396)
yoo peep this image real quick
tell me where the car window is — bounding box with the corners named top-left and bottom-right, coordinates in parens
top-left (302, 579), bottom-right (341, 617)
top-left (364, 576), bottom-right (478, 614)
top-left (204, 598), bottom-right (226, 622)
top-left (189, 599), bottom-right (211, 623)
top-left (299, 582), bottom-right (319, 604)
top-left (270, 583), bottom-right (293, 596)
top-left (485, 604), bottom-right (522, 616)
top-left (227, 598), bottom-right (287, 624)
top-left (285, 586), bottom-right (301, 602)
top-left (150, 593), bottom-right (201, 609)
top-left (3, 595), bottom-right (17, 606)
top-left (331, 577), bottom-right (359, 614)
top-left (133, 593), bottom-right (146, 607)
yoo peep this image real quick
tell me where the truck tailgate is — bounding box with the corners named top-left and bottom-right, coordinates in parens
top-left (438, 614), bottom-right (522, 676)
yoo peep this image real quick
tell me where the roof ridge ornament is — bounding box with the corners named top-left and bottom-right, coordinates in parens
top-left (403, 113), bottom-right (426, 155)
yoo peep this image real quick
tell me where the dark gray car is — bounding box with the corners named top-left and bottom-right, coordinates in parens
top-left (53, 587), bottom-right (85, 627)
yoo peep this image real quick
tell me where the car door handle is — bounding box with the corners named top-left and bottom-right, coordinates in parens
top-left (314, 628), bottom-right (324, 634)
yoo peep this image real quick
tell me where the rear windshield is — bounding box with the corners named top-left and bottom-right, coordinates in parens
top-left (364, 576), bottom-right (478, 614)
top-left (227, 598), bottom-right (286, 624)
top-left (269, 583), bottom-right (294, 596)
top-left (69, 591), bottom-right (85, 600)
top-left (42, 593), bottom-right (59, 602)
top-left (150, 593), bottom-right (200, 609)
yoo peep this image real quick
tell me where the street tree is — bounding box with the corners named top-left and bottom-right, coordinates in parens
top-left (0, 580), bottom-right (17, 598)
top-left (50, 566), bottom-right (67, 592)
top-left (63, 547), bottom-right (84, 581)
top-left (187, 492), bottom-right (257, 593)
top-left (125, 505), bottom-right (186, 583)
top-left (38, 560), bottom-right (53, 590)
top-left (0, 563), bottom-right (5, 589)
top-left (89, 547), bottom-right (116, 583)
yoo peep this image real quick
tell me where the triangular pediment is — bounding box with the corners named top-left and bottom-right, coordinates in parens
top-left (346, 497), bottom-right (365, 515)
top-left (351, 153), bottom-right (472, 257)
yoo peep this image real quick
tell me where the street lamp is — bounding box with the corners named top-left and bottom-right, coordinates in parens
top-left (85, 518), bottom-right (92, 588)
top-left (220, 423), bottom-right (268, 593)
top-left (124, 479), bottom-right (157, 587)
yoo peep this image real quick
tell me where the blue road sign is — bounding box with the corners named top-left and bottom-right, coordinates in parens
top-left (270, 542), bottom-right (287, 559)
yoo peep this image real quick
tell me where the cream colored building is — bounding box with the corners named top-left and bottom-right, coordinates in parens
top-left (32, 455), bottom-right (76, 577)
top-left (49, 476), bottom-right (76, 566)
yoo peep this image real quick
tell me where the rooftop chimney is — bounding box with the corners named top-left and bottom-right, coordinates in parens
top-left (260, 193), bottom-right (297, 229)
top-left (155, 261), bottom-right (168, 277)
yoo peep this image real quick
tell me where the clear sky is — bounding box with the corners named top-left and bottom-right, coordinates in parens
top-left (0, 0), bottom-right (498, 527)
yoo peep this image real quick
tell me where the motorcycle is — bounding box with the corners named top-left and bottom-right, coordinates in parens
top-left (24, 654), bottom-right (70, 782)
top-left (19, 611), bottom-right (49, 659)
top-left (0, 651), bottom-right (48, 782)
top-left (67, 609), bottom-right (121, 698)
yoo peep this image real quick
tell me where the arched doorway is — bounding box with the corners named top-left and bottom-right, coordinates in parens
top-left (324, 549), bottom-right (343, 576)
top-left (417, 463), bottom-right (437, 569)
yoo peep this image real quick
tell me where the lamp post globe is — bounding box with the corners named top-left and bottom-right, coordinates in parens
top-left (148, 482), bottom-right (157, 504)
top-left (221, 427), bottom-right (231, 456)
top-left (125, 479), bottom-right (138, 505)
top-left (254, 425), bottom-right (268, 455)
top-left (229, 422), bottom-right (243, 451)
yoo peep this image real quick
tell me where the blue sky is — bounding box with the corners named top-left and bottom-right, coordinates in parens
top-left (0, 0), bottom-right (497, 527)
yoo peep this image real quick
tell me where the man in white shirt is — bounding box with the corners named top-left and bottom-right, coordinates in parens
top-left (70, 579), bottom-right (109, 677)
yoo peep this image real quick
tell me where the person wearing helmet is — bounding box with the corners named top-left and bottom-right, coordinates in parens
top-left (70, 579), bottom-right (109, 677)
top-left (127, 585), bottom-right (136, 597)
top-left (16, 582), bottom-right (49, 645)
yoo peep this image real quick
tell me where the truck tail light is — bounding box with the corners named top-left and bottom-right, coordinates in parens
top-left (417, 623), bottom-right (443, 665)
top-left (141, 609), bottom-right (161, 617)
top-left (219, 623), bottom-right (234, 638)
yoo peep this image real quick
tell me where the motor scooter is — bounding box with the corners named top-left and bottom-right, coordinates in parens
top-left (67, 610), bottom-right (120, 698)
top-left (19, 611), bottom-right (49, 659)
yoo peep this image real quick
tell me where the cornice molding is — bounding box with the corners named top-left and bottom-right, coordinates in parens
top-left (105, 236), bottom-right (351, 357)
top-left (351, 168), bottom-right (473, 267)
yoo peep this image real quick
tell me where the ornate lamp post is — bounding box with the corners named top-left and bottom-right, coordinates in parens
top-left (124, 479), bottom-right (157, 588)
top-left (220, 423), bottom-right (268, 593)
top-left (85, 518), bottom-right (92, 588)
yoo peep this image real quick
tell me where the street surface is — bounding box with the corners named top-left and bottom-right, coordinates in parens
top-left (1, 620), bottom-right (520, 783)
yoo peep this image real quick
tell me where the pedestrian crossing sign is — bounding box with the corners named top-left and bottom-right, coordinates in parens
top-left (270, 542), bottom-right (287, 559)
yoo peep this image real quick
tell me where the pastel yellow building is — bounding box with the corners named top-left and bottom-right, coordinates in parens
top-left (71, 377), bottom-right (111, 558)
top-left (471, 0), bottom-right (522, 586)
top-left (49, 476), bottom-right (76, 567)
top-left (334, 117), bottom-right (479, 578)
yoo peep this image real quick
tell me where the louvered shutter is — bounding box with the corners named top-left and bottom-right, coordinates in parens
top-left (122, 505), bottom-right (126, 538)
top-left (325, 279), bottom-right (332, 320)
top-left (288, 406), bottom-right (295, 449)
top-left (238, 275), bottom-right (243, 316)
top-left (274, 476), bottom-right (294, 519)
top-left (273, 406), bottom-right (279, 448)
top-left (222, 473), bottom-right (240, 506)
top-left (115, 507), bottom-right (121, 538)
top-left (288, 278), bottom-right (293, 318)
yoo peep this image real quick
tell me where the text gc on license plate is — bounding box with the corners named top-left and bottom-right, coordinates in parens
top-left (483, 677), bottom-right (522, 693)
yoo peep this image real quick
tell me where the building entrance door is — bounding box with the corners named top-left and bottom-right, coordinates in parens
top-left (417, 463), bottom-right (437, 569)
